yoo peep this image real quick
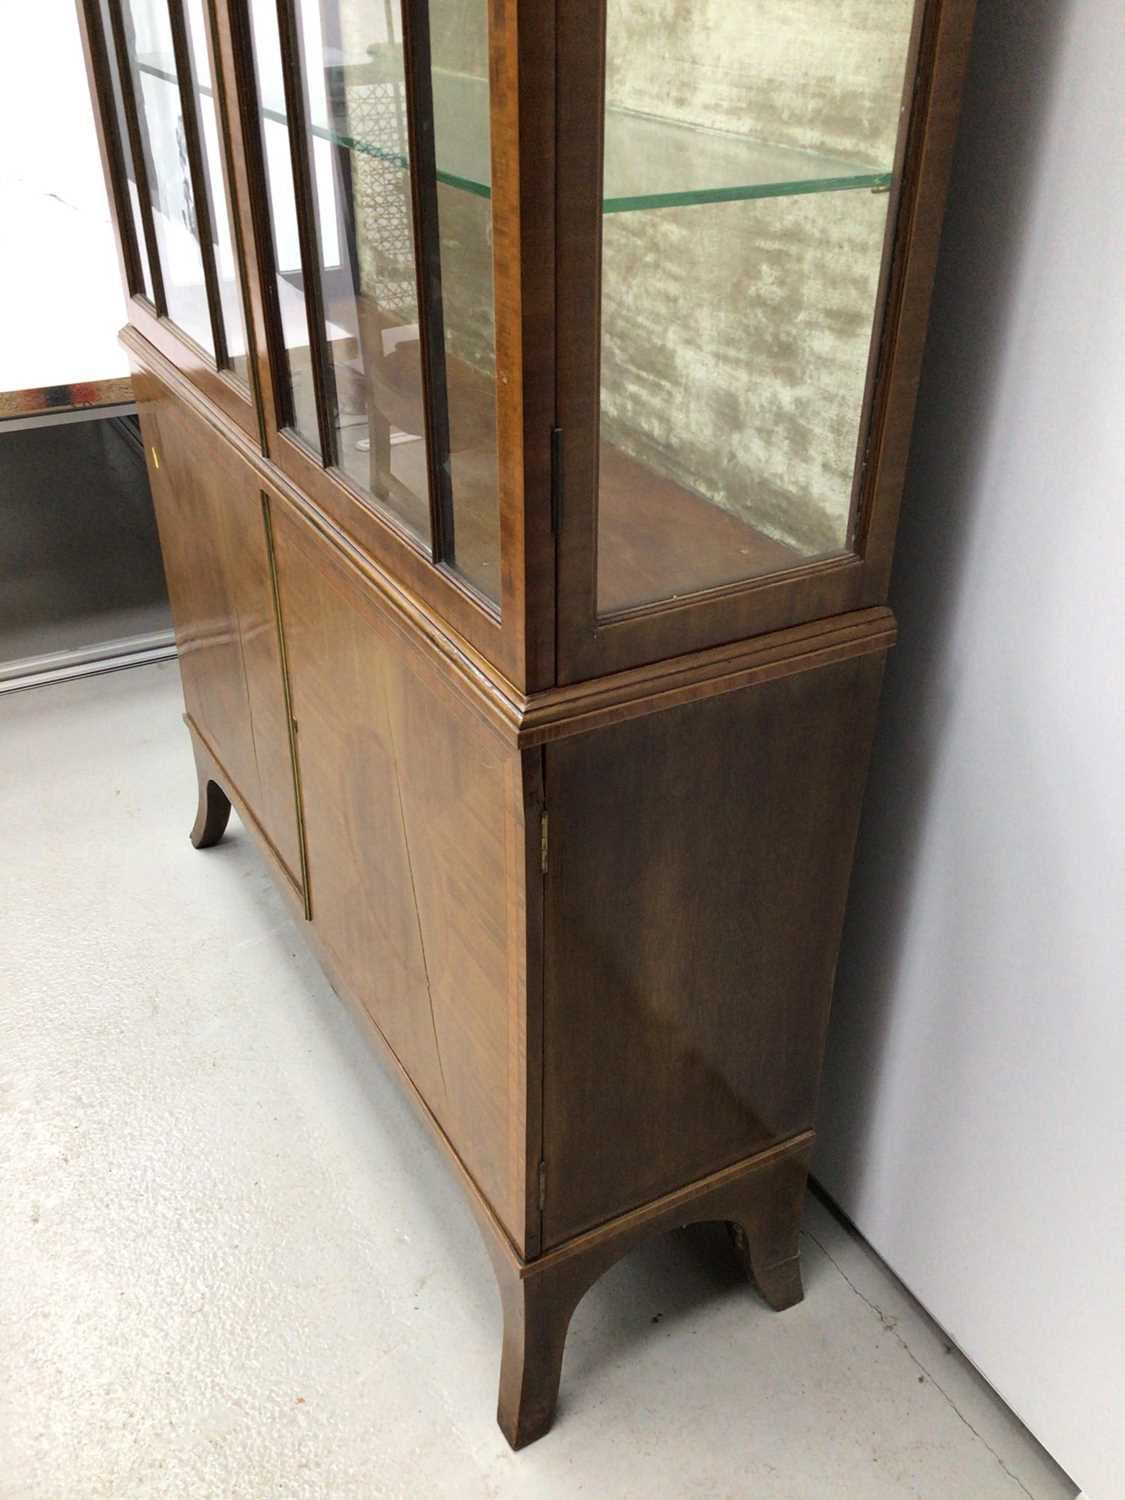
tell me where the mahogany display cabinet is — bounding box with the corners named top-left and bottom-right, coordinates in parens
top-left (79, 0), bottom-right (976, 1447)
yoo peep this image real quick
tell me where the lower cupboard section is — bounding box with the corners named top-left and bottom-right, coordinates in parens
top-left (269, 501), bottom-right (538, 1254)
top-left (136, 375), bottom-right (303, 888)
top-left (540, 646), bottom-right (887, 1247)
top-left (136, 366), bottom-right (895, 1452)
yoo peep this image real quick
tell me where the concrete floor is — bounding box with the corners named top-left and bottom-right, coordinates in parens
top-left (1, 662), bottom-right (1078, 1500)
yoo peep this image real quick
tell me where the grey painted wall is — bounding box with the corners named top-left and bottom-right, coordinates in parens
top-left (816, 5), bottom-right (1125, 1498)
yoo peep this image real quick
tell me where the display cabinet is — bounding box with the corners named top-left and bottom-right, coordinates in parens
top-left (80, 0), bottom-right (975, 1447)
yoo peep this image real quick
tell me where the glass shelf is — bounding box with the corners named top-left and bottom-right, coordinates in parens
top-left (601, 109), bottom-right (891, 212)
top-left (136, 58), bottom-right (891, 213)
top-left (383, 70), bottom-right (890, 211)
top-left (432, 73), bottom-right (891, 211)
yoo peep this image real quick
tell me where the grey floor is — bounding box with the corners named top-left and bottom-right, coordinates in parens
top-left (1, 662), bottom-right (1078, 1500)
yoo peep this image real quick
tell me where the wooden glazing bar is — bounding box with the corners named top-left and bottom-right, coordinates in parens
top-left (398, 0), bottom-right (456, 564)
top-left (552, 0), bottom-right (607, 667)
top-left (168, 0), bottom-right (230, 369)
top-left (275, 0), bottom-right (339, 465)
top-left (844, 0), bottom-right (936, 552)
top-left (104, 0), bottom-right (169, 315)
top-left (486, 0), bottom-right (558, 686)
top-left (197, 0), bottom-right (265, 420)
top-left (855, 0), bottom-right (977, 595)
top-left (79, 0), bottom-right (147, 298)
top-left (215, 0), bottom-right (293, 442)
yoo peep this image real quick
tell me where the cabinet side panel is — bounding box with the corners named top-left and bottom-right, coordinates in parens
top-left (135, 375), bottom-right (302, 882)
top-left (271, 503), bottom-right (531, 1247)
top-left (542, 648), bottom-right (885, 1247)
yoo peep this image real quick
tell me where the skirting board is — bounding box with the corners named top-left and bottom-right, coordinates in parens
top-left (0, 630), bottom-right (177, 695)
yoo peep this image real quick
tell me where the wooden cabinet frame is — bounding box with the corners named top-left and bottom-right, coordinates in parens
top-left (80, 0), bottom-right (977, 1449)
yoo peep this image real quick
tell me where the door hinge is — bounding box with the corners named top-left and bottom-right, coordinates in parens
top-left (537, 1160), bottom-right (547, 1212)
top-left (550, 427), bottom-right (564, 533)
top-left (539, 810), bottom-right (549, 874)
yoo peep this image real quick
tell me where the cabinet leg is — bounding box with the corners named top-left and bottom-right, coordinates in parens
top-left (474, 1135), bottom-right (813, 1449)
top-left (488, 1248), bottom-right (591, 1449)
top-left (190, 742), bottom-right (232, 849)
top-left (729, 1221), bottom-right (804, 1310)
top-left (191, 777), bottom-right (232, 848)
top-left (726, 1144), bottom-right (810, 1311)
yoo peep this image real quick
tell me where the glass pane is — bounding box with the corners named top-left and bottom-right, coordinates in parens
top-left (96, 0), bottom-right (154, 301)
top-left (430, 2), bottom-right (499, 603)
top-left (262, 0), bottom-right (500, 599)
top-left (297, 0), bottom-right (433, 546)
top-left (184, 0), bottom-right (250, 386)
top-left (595, 0), bottom-right (916, 615)
top-left (246, 0), bottom-right (320, 449)
top-left (124, 0), bottom-right (212, 350)
top-left (123, 0), bottom-right (247, 368)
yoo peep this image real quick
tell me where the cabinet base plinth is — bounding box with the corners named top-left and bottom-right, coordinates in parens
top-left (480, 1132), bottom-right (813, 1449)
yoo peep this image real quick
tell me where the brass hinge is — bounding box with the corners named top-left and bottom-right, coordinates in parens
top-left (537, 1160), bottom-right (547, 1212)
top-left (539, 810), bottom-right (549, 874)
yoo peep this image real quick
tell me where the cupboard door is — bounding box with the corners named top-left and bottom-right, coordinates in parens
top-left (138, 380), bottom-right (303, 886)
top-left (269, 503), bottom-right (536, 1250)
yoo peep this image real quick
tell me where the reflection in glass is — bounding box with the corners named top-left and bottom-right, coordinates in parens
top-left (300, 0), bottom-right (434, 546)
top-left (246, 0), bottom-right (320, 448)
top-left (97, 0), bottom-right (154, 301)
top-left (430, 0), bottom-right (500, 603)
top-left (184, 0), bottom-right (250, 386)
top-left (254, 0), bottom-right (500, 602)
top-left (595, 0), bottom-right (916, 614)
top-left (125, 0), bottom-right (212, 352)
top-left (123, 0), bottom-right (248, 373)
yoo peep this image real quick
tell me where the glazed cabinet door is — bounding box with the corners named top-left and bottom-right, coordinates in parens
top-left (228, 0), bottom-right (556, 688)
top-left (136, 373), bottom-right (304, 889)
top-left (555, 0), bottom-right (976, 680)
top-left (79, 0), bottom-right (260, 435)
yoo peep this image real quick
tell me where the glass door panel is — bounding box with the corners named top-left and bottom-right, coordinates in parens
top-left (121, 0), bottom-right (248, 374)
top-left (595, 0), bottom-right (916, 615)
top-left (94, 0), bottom-right (155, 302)
top-left (124, 0), bottom-right (213, 351)
top-left (246, 0), bottom-right (336, 456)
top-left (184, 0), bottom-right (251, 385)
top-left (429, 0), bottom-right (499, 605)
top-left (251, 0), bottom-right (500, 603)
top-left (297, 0), bottom-right (435, 547)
